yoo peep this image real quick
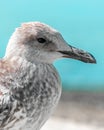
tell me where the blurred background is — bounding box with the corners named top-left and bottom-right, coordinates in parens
top-left (0, 0), bottom-right (104, 130)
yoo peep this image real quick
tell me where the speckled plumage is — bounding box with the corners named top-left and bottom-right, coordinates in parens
top-left (0, 22), bottom-right (96, 130)
top-left (0, 57), bottom-right (61, 130)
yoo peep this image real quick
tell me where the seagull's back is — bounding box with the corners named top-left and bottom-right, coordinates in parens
top-left (0, 57), bottom-right (61, 130)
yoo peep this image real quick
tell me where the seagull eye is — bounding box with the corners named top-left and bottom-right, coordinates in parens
top-left (37, 38), bottom-right (46, 43)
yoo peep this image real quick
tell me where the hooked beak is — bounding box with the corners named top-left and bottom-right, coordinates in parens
top-left (58, 45), bottom-right (96, 63)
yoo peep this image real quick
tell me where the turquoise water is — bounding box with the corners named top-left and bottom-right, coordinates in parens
top-left (0, 0), bottom-right (104, 90)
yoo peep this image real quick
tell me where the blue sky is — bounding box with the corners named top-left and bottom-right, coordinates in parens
top-left (0, 0), bottom-right (104, 90)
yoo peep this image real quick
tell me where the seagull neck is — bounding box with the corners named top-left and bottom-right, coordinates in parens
top-left (4, 55), bottom-right (53, 68)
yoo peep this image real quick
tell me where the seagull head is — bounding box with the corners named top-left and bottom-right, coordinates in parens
top-left (5, 22), bottom-right (96, 64)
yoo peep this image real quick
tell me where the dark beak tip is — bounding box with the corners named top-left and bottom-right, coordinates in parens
top-left (92, 60), bottom-right (97, 64)
top-left (92, 58), bottom-right (97, 64)
top-left (89, 59), bottom-right (96, 64)
top-left (88, 53), bottom-right (97, 64)
top-left (82, 53), bottom-right (97, 64)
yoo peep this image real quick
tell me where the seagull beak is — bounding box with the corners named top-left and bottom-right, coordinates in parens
top-left (58, 44), bottom-right (96, 63)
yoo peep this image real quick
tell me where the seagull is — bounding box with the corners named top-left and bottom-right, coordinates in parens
top-left (0, 22), bottom-right (96, 130)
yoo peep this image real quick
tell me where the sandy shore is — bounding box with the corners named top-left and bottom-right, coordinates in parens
top-left (42, 117), bottom-right (104, 130)
top-left (42, 91), bottom-right (104, 130)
